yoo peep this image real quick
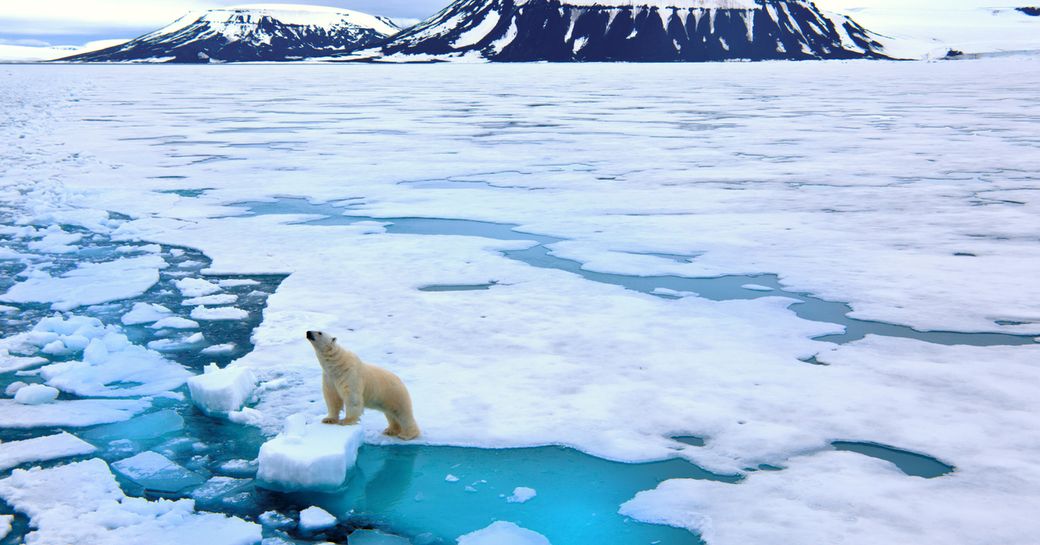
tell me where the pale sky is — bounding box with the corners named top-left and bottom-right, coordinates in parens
top-left (0, 0), bottom-right (1009, 47)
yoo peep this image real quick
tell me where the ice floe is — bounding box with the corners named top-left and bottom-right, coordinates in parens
top-left (0, 399), bottom-right (150, 428)
top-left (0, 432), bottom-right (97, 471)
top-left (298, 505), bottom-right (337, 532)
top-left (256, 414), bottom-right (364, 490)
top-left (506, 486), bottom-right (537, 503)
top-left (187, 363), bottom-right (257, 414)
top-left (176, 278), bottom-right (221, 297)
top-left (121, 303), bottom-right (173, 325)
top-left (457, 521), bottom-right (551, 545)
top-left (0, 255), bottom-right (166, 311)
top-left (12, 384), bottom-right (59, 405)
top-left (190, 306), bottom-right (249, 321)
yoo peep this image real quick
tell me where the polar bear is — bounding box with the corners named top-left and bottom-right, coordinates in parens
top-left (305, 330), bottom-right (421, 440)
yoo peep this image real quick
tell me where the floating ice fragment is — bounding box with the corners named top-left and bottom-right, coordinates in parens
top-left (256, 415), bottom-right (364, 491)
top-left (191, 477), bottom-right (253, 506)
top-left (0, 350), bottom-right (46, 373)
top-left (218, 279), bottom-right (259, 288)
top-left (122, 303), bottom-right (173, 325)
top-left (299, 506), bottom-right (337, 532)
top-left (507, 486), bottom-right (537, 503)
top-left (457, 521), bottom-right (551, 545)
top-left (0, 459), bottom-right (260, 545)
top-left (0, 514), bottom-right (10, 540)
top-left (150, 317), bottom-right (200, 329)
top-left (4, 381), bottom-right (28, 396)
top-left (445, 474), bottom-right (460, 482)
top-left (201, 343), bottom-right (236, 355)
top-left (228, 407), bottom-right (264, 426)
top-left (184, 294), bottom-right (238, 306)
top-left (112, 451), bottom-right (206, 493)
top-left (191, 306), bottom-right (249, 321)
top-left (14, 384), bottom-right (59, 405)
top-left (82, 409), bottom-right (185, 444)
top-left (742, 284), bottom-right (774, 292)
top-left (259, 510), bottom-right (293, 528)
top-left (0, 432), bottom-right (97, 471)
top-left (176, 278), bottom-right (221, 297)
top-left (188, 363), bottom-right (257, 414)
top-left (0, 255), bottom-right (165, 310)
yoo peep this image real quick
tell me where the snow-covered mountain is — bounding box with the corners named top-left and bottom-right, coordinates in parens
top-left (370, 0), bottom-right (887, 62)
top-left (61, 4), bottom-right (399, 63)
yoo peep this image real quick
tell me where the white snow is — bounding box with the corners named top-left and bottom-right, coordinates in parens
top-left (13, 384), bottom-right (59, 405)
top-left (121, 303), bottom-right (173, 325)
top-left (201, 343), bottom-right (237, 355)
top-left (451, 9), bottom-right (501, 49)
top-left (256, 414), bottom-right (364, 490)
top-left (183, 294), bottom-right (238, 306)
top-left (187, 363), bottom-right (257, 414)
top-left (3, 381), bottom-right (28, 396)
top-left (457, 521), bottom-right (551, 545)
top-left (0, 255), bottom-right (166, 311)
top-left (298, 505), bottom-right (337, 532)
top-left (190, 306), bottom-right (249, 321)
top-left (506, 486), bottom-right (537, 503)
top-left (0, 459), bottom-right (260, 545)
top-left (0, 514), bottom-right (10, 540)
top-left (0, 432), bottom-right (97, 471)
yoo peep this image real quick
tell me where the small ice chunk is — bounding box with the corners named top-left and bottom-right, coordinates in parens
top-left (176, 278), bottom-right (221, 297)
top-left (259, 510), bottom-right (293, 528)
top-left (256, 415), bottom-right (364, 491)
top-left (187, 364), bottom-right (257, 414)
top-left (150, 317), bottom-right (199, 329)
top-left (191, 477), bottom-right (253, 505)
top-left (742, 283), bottom-right (775, 292)
top-left (191, 306), bottom-right (249, 321)
top-left (82, 409), bottom-right (184, 444)
top-left (14, 384), bottom-right (59, 405)
top-left (507, 486), bottom-right (537, 503)
top-left (148, 333), bottom-right (205, 352)
top-left (41, 340), bottom-right (70, 355)
top-left (347, 529), bottom-right (412, 544)
top-left (112, 451), bottom-right (206, 493)
top-left (457, 521), bottom-right (551, 545)
top-left (219, 458), bottom-right (258, 477)
top-left (0, 350), bottom-right (46, 373)
top-left (201, 343), bottom-right (236, 355)
top-left (122, 303), bottom-right (172, 325)
top-left (0, 432), bottom-right (97, 471)
top-left (228, 407), bottom-right (264, 426)
top-left (4, 381), bottom-right (28, 396)
top-left (652, 287), bottom-right (697, 298)
top-left (183, 294), bottom-right (238, 306)
top-left (445, 474), bottom-right (460, 482)
top-left (299, 506), bottom-right (337, 532)
top-left (0, 514), bottom-right (11, 540)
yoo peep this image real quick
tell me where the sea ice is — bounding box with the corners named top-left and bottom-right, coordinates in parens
top-left (0, 350), bottom-right (46, 373)
top-left (176, 278), bottom-right (221, 297)
top-left (4, 381), bottom-right (28, 396)
top-left (201, 343), bottom-right (236, 355)
top-left (0, 432), bottom-right (97, 471)
top-left (0, 255), bottom-right (166, 311)
top-left (190, 306), bottom-right (249, 321)
top-left (183, 294), bottom-right (238, 306)
top-left (0, 459), bottom-right (260, 545)
top-left (112, 451), bottom-right (207, 493)
top-left (506, 486), bottom-right (537, 503)
top-left (347, 529), bottom-right (412, 545)
top-left (256, 414), bottom-right (364, 490)
top-left (0, 514), bottom-right (11, 540)
top-left (13, 384), bottom-right (59, 405)
top-left (81, 409), bottom-right (184, 445)
top-left (457, 521), bottom-right (551, 545)
top-left (122, 302), bottom-right (171, 326)
top-left (190, 477), bottom-right (253, 505)
top-left (258, 510), bottom-right (293, 528)
top-left (0, 399), bottom-right (150, 428)
top-left (187, 363), bottom-right (257, 414)
top-left (298, 506), bottom-right (337, 532)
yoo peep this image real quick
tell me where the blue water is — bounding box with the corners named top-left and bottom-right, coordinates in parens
top-left (229, 197), bottom-right (1036, 347)
top-left (832, 441), bottom-right (955, 478)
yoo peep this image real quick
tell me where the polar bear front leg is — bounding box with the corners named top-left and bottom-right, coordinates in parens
top-left (322, 375), bottom-right (343, 424)
top-left (340, 390), bottom-right (363, 425)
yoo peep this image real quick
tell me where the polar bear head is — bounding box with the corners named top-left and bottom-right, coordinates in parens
top-left (305, 330), bottom-right (337, 352)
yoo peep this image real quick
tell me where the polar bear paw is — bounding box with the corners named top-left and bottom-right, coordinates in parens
top-left (321, 417), bottom-right (338, 424)
top-left (338, 417), bottom-right (359, 426)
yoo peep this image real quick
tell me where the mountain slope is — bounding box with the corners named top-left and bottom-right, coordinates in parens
top-left (61, 4), bottom-right (399, 63)
top-left (373, 0), bottom-right (887, 62)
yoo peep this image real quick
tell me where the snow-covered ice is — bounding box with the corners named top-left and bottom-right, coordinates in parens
top-left (112, 451), bottom-right (206, 493)
top-left (12, 384), bottom-right (59, 405)
top-left (298, 505), bottom-right (337, 532)
top-left (190, 306), bottom-right (249, 321)
top-left (0, 432), bottom-right (97, 471)
top-left (256, 414), bottom-right (364, 490)
top-left (457, 521), bottom-right (552, 545)
top-left (2, 60), bottom-right (1040, 544)
top-left (0, 255), bottom-right (166, 311)
top-left (121, 303), bottom-right (173, 325)
top-left (187, 363), bottom-right (257, 414)
top-left (150, 316), bottom-right (200, 329)
top-left (0, 459), bottom-right (260, 545)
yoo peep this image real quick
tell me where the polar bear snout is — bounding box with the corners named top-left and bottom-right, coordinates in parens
top-left (306, 330), bottom-right (316, 341)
